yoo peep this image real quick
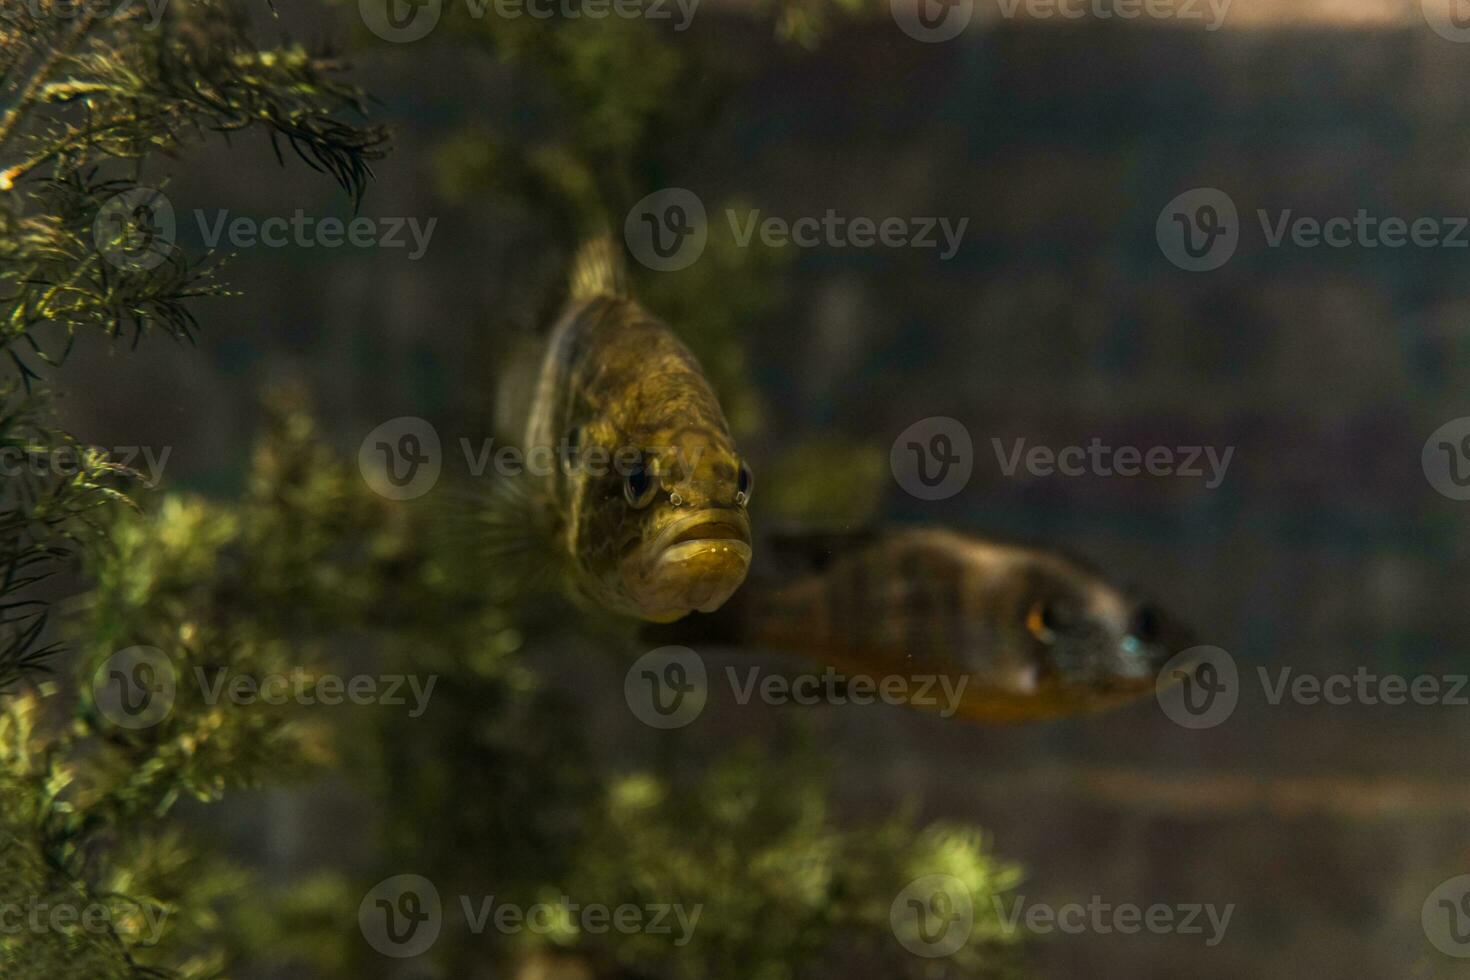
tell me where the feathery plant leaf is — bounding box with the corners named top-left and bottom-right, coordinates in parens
top-left (0, 10), bottom-right (391, 969)
top-left (0, 0), bottom-right (388, 693)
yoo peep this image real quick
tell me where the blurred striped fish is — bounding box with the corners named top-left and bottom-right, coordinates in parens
top-left (654, 526), bottom-right (1194, 722)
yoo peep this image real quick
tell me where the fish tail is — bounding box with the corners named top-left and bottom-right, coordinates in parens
top-left (568, 235), bottom-right (629, 300)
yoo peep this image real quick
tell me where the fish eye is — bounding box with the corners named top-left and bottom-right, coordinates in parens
top-left (736, 461), bottom-right (753, 506)
top-left (1026, 598), bottom-right (1075, 645)
top-left (623, 456), bottom-right (658, 508)
top-left (1129, 604), bottom-right (1161, 645)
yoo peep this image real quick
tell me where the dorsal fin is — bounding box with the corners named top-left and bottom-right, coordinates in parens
top-left (568, 236), bottom-right (629, 300)
top-left (492, 335), bottom-right (546, 447)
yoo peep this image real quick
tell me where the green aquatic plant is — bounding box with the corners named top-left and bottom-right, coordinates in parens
top-left (0, 0), bottom-right (387, 690)
top-left (0, 2), bottom-right (387, 975)
top-left (0, 3), bottom-right (1029, 978)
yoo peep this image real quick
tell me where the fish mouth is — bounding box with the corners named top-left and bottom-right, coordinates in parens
top-left (627, 509), bottom-right (752, 620)
top-left (645, 509), bottom-right (752, 570)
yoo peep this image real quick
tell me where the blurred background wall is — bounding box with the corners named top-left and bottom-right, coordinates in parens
top-left (52, 5), bottom-right (1470, 977)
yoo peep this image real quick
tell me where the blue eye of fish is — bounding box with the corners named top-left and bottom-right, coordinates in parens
top-left (1128, 604), bottom-right (1161, 645)
top-left (624, 459), bottom-right (658, 508)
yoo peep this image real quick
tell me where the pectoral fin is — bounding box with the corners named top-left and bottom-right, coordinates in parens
top-left (474, 472), bottom-right (567, 600)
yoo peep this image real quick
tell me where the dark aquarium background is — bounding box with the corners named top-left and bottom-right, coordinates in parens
top-left (11, 0), bottom-right (1470, 978)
